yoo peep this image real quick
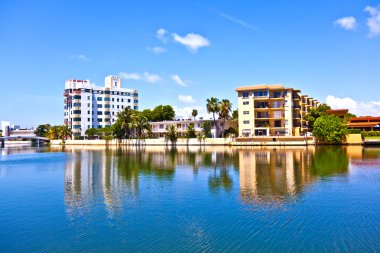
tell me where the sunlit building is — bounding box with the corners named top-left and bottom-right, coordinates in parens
top-left (235, 84), bottom-right (320, 137)
top-left (64, 75), bottom-right (138, 137)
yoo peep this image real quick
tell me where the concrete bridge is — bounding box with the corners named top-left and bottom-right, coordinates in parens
top-left (0, 136), bottom-right (50, 148)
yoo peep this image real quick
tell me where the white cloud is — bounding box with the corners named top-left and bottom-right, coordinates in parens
top-left (173, 105), bottom-right (211, 119)
top-left (178, 95), bottom-right (197, 103)
top-left (217, 11), bottom-right (258, 31)
top-left (69, 54), bottom-right (90, 61)
top-left (143, 72), bottom-right (161, 83)
top-left (172, 33), bottom-right (210, 53)
top-left (119, 71), bottom-right (162, 84)
top-left (157, 28), bottom-right (168, 43)
top-left (147, 46), bottom-right (167, 54)
top-left (364, 5), bottom-right (380, 37)
top-left (326, 95), bottom-right (380, 116)
top-left (171, 74), bottom-right (188, 87)
top-left (334, 16), bottom-right (357, 30)
top-left (119, 72), bottom-right (141, 80)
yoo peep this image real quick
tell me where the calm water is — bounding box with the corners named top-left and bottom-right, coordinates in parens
top-left (0, 145), bottom-right (380, 252)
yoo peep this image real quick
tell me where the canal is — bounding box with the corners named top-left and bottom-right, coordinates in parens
top-left (0, 146), bottom-right (379, 252)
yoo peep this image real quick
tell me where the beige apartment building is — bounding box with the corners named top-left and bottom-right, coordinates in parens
top-left (235, 84), bottom-right (319, 137)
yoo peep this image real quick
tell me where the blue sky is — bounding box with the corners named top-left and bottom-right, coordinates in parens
top-left (1, 0), bottom-right (380, 127)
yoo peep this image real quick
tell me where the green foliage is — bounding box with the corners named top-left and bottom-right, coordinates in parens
top-left (224, 127), bottom-right (238, 137)
top-left (202, 122), bottom-right (212, 138)
top-left (47, 125), bottom-right (72, 140)
top-left (186, 123), bottom-right (197, 138)
top-left (192, 109), bottom-right (198, 120)
top-left (85, 128), bottom-right (99, 139)
top-left (347, 113), bottom-right (357, 120)
top-left (232, 109), bottom-right (238, 121)
top-left (311, 147), bottom-right (349, 176)
top-left (361, 131), bottom-right (380, 137)
top-left (312, 115), bottom-right (348, 144)
top-left (166, 124), bottom-right (177, 144)
top-left (206, 97), bottom-right (220, 127)
top-left (152, 105), bottom-right (175, 121)
top-left (35, 124), bottom-right (51, 137)
top-left (219, 99), bottom-right (232, 137)
top-left (97, 127), bottom-right (113, 140)
top-left (306, 103), bottom-right (331, 131)
top-left (347, 129), bottom-right (361, 134)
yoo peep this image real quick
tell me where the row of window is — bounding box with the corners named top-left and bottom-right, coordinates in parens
top-left (67, 89), bottom-right (138, 97)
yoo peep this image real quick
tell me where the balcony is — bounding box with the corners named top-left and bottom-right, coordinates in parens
top-left (256, 112), bottom-right (270, 119)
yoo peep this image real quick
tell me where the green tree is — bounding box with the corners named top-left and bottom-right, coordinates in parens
top-left (219, 99), bottom-right (232, 137)
top-left (35, 124), bottom-right (51, 137)
top-left (312, 115), bottom-right (348, 144)
top-left (202, 122), bottom-right (212, 138)
top-left (166, 124), bottom-right (177, 145)
top-left (186, 123), bottom-right (197, 138)
top-left (85, 128), bottom-right (99, 139)
top-left (152, 105), bottom-right (175, 121)
top-left (135, 114), bottom-right (151, 139)
top-left (306, 103), bottom-right (331, 131)
top-left (98, 127), bottom-right (113, 140)
top-left (232, 109), bottom-right (238, 121)
top-left (48, 125), bottom-right (61, 140)
top-left (192, 109), bottom-right (198, 120)
top-left (206, 97), bottom-right (220, 136)
top-left (59, 125), bottom-right (73, 140)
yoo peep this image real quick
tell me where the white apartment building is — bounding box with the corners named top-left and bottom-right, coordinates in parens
top-left (64, 75), bottom-right (138, 137)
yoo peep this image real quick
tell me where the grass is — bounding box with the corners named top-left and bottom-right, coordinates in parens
top-left (365, 136), bottom-right (380, 140)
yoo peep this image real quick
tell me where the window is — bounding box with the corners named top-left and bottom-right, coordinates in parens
top-left (73, 118), bottom-right (81, 122)
top-left (97, 104), bottom-right (102, 108)
top-left (105, 97), bottom-right (110, 101)
top-left (117, 105), bottom-right (119, 109)
top-left (105, 118), bottom-right (110, 122)
top-left (121, 99), bottom-right (124, 102)
top-left (243, 120), bottom-right (250, 124)
top-left (159, 124), bottom-right (164, 129)
top-left (134, 93), bottom-right (138, 97)
top-left (128, 99), bottom-right (131, 103)
top-left (87, 103), bottom-right (90, 107)
top-left (87, 110), bottom-right (90, 114)
top-left (112, 112), bottom-right (114, 115)
top-left (242, 92), bottom-right (249, 98)
top-left (243, 101), bottom-right (249, 105)
top-left (87, 96), bottom-right (90, 100)
top-left (273, 111), bottom-right (282, 118)
top-left (73, 110), bottom-right (81, 114)
top-left (97, 118), bottom-right (103, 122)
top-left (73, 125), bottom-right (81, 129)
top-left (272, 91), bottom-right (281, 98)
top-left (134, 100), bottom-right (138, 103)
top-left (105, 111), bottom-right (110, 115)
top-left (272, 101), bottom-right (281, 108)
top-left (87, 118), bottom-right (90, 122)
top-left (117, 98), bottom-right (119, 102)
top-left (243, 111), bottom-right (249, 115)
top-left (73, 95), bottom-right (81, 99)
top-left (112, 105), bottom-right (114, 108)
top-left (73, 103), bottom-right (81, 107)
top-left (121, 105), bottom-right (124, 109)
top-left (112, 98), bottom-right (114, 102)
top-left (105, 104), bottom-right (110, 108)
top-left (97, 97), bottom-right (102, 101)
top-left (134, 106), bottom-right (138, 110)
top-left (97, 111), bottom-right (103, 115)
top-left (253, 90), bottom-right (269, 97)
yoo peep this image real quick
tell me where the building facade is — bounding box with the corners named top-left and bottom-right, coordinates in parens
top-left (64, 75), bottom-right (138, 137)
top-left (150, 119), bottom-right (238, 138)
top-left (235, 84), bottom-right (319, 137)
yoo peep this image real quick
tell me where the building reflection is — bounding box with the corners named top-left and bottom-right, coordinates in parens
top-left (238, 146), bottom-right (349, 205)
top-left (61, 145), bottom-right (352, 215)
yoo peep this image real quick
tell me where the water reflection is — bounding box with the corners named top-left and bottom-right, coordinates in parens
top-left (60, 146), bottom-right (357, 215)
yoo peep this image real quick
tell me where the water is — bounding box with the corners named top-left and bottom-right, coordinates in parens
top-left (0, 145), bottom-right (380, 252)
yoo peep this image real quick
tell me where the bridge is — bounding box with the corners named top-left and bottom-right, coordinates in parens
top-left (0, 136), bottom-right (50, 148)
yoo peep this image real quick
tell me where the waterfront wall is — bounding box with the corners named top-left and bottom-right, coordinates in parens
top-left (50, 137), bottom-right (316, 146)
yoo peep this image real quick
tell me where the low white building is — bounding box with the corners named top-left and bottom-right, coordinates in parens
top-left (149, 119), bottom-right (238, 138)
top-left (64, 75), bottom-right (138, 137)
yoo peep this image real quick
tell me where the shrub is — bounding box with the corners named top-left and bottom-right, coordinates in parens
top-left (312, 115), bottom-right (348, 144)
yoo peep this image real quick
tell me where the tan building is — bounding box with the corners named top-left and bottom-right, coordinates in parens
top-left (235, 84), bottom-right (319, 137)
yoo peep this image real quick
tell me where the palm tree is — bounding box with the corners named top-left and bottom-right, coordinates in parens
top-left (206, 97), bottom-right (220, 137)
top-left (192, 109), bottom-right (198, 120)
top-left (186, 123), bottom-right (196, 138)
top-left (48, 126), bottom-right (61, 140)
top-left (59, 124), bottom-right (72, 140)
top-left (219, 99), bottom-right (232, 137)
top-left (135, 115), bottom-right (151, 139)
top-left (166, 124), bottom-right (177, 146)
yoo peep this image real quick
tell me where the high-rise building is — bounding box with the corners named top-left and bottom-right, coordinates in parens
top-left (64, 75), bottom-right (138, 137)
top-left (235, 84), bottom-right (319, 137)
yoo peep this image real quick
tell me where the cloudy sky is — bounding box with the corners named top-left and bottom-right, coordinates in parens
top-left (1, 0), bottom-right (380, 126)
